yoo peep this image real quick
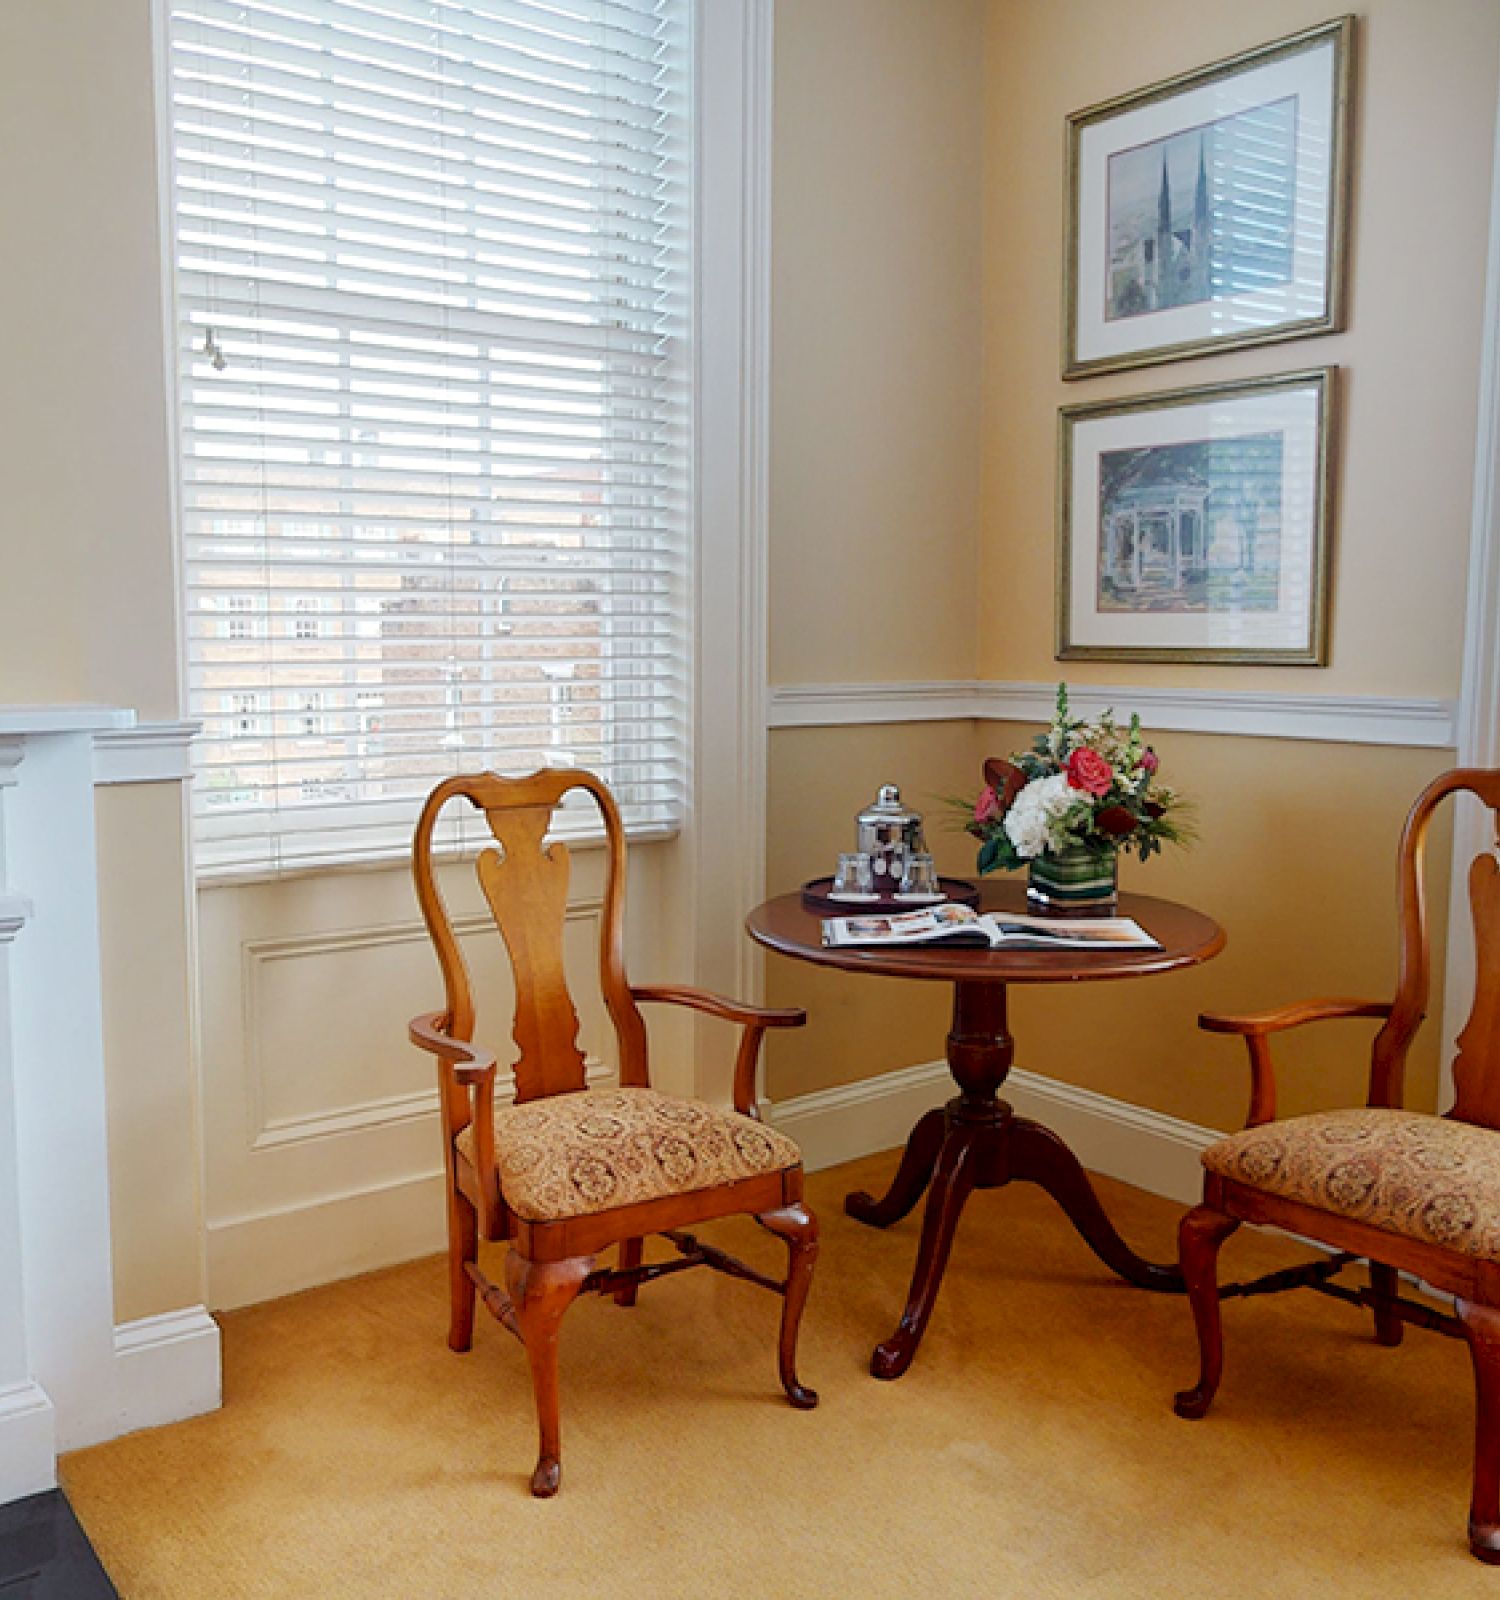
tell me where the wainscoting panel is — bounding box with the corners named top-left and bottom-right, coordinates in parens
top-left (199, 845), bottom-right (639, 1310)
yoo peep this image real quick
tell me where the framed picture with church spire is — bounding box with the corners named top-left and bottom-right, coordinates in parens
top-left (1064, 18), bottom-right (1353, 379)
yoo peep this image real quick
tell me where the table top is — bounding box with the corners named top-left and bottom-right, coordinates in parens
top-left (746, 878), bottom-right (1225, 986)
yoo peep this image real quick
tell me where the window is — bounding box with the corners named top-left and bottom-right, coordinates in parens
top-left (224, 594), bottom-right (259, 641)
top-left (166, 0), bottom-right (692, 874)
top-left (291, 597), bottom-right (324, 642)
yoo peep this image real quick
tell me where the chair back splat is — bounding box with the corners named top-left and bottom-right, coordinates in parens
top-left (1442, 770), bottom-right (1500, 1131)
top-left (411, 768), bottom-right (649, 1105)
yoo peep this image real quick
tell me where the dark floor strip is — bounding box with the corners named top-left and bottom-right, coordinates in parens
top-left (0, 1491), bottom-right (117, 1599)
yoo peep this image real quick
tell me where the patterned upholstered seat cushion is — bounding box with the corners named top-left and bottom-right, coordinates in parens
top-left (455, 1086), bottom-right (801, 1223)
top-left (1204, 1108), bottom-right (1500, 1259)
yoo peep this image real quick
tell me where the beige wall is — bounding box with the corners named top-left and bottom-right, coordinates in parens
top-left (769, 0), bottom-right (984, 687)
top-left (766, 0), bottom-right (1497, 1130)
top-left (981, 0), bottom-right (1499, 699)
top-left (972, 0), bottom-right (1497, 1124)
top-left (0, 0), bottom-right (182, 719)
top-left (2, 0), bottom-right (1494, 1321)
top-left (764, 0), bottom-right (987, 1090)
top-left (0, 0), bottom-right (203, 1323)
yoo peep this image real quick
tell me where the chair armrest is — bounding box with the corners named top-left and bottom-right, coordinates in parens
top-left (408, 1011), bottom-right (497, 1085)
top-left (1199, 998), bottom-right (1392, 1037)
top-left (631, 986), bottom-right (806, 1119)
top-left (630, 985), bottom-right (806, 1030)
top-left (1198, 998), bottom-right (1391, 1129)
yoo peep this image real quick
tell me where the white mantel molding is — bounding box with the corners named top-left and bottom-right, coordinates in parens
top-left (767, 679), bottom-right (1456, 750)
top-left (0, 712), bottom-right (199, 787)
top-left (0, 707), bottom-right (133, 737)
top-left (0, 899), bottom-right (30, 945)
top-left (93, 720), bottom-right (200, 786)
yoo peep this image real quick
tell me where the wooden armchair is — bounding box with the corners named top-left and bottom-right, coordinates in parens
top-left (1174, 768), bottom-right (1500, 1561)
top-left (409, 769), bottom-right (818, 1497)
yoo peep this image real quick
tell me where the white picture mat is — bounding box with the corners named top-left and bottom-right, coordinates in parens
top-left (1074, 40), bottom-right (1337, 367)
top-left (1066, 384), bottom-right (1323, 653)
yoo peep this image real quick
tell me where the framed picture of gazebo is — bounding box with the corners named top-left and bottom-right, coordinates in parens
top-left (1064, 17), bottom-right (1353, 379)
top-left (1056, 368), bottom-right (1335, 665)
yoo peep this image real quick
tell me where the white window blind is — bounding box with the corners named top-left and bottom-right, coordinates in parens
top-left (165, 0), bottom-right (691, 875)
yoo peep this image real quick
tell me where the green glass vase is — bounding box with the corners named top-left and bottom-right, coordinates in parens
top-left (1026, 843), bottom-right (1118, 912)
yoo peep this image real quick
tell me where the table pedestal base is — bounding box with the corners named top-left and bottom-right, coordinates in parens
top-left (844, 980), bottom-right (1183, 1380)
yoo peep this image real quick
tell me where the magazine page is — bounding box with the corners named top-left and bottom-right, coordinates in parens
top-left (980, 912), bottom-right (1160, 951)
top-left (821, 904), bottom-right (987, 949)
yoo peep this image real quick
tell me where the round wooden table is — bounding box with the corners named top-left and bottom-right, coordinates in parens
top-left (746, 879), bottom-right (1226, 1379)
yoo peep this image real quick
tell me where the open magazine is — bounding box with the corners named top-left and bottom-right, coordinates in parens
top-left (820, 903), bottom-right (1161, 952)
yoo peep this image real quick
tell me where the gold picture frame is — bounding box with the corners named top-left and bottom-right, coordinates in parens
top-left (1063, 17), bottom-right (1354, 380)
top-left (1056, 368), bottom-right (1336, 665)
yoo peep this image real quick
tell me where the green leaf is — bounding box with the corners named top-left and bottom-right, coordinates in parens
top-left (977, 835), bottom-right (1005, 876)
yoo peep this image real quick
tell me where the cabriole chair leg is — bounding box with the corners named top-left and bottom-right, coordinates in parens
top-left (1174, 1204), bottom-right (1240, 1421)
top-left (506, 1250), bottom-right (595, 1498)
top-left (759, 1203), bottom-right (820, 1410)
top-left (1457, 1298), bottom-right (1500, 1563)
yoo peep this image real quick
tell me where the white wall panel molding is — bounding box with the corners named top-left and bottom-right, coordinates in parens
top-left (768, 1059), bottom-right (1219, 1207)
top-left (113, 1307), bottom-right (221, 1437)
top-left (768, 679), bottom-right (1456, 749)
top-left (251, 1058), bottom-right (614, 1155)
top-left (241, 900), bottom-right (607, 1152)
top-left (93, 719), bottom-right (200, 785)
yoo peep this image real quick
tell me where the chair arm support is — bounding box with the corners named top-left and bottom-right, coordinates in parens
top-left (630, 985), bottom-right (806, 1030)
top-left (1198, 999), bottom-right (1392, 1129)
top-left (1199, 997), bottom-right (1391, 1037)
top-left (631, 986), bottom-right (806, 1120)
top-left (408, 1011), bottom-right (498, 1085)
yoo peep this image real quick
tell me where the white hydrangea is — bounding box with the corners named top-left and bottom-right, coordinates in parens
top-left (1003, 773), bottom-right (1082, 859)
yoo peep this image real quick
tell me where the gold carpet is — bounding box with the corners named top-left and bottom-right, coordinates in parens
top-left (64, 1152), bottom-right (1493, 1597)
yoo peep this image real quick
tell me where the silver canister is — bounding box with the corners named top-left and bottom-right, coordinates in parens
top-left (856, 784), bottom-right (926, 890)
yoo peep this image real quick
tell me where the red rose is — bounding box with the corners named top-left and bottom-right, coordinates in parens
top-left (973, 785), bottom-right (1002, 825)
top-left (1096, 804), bottom-right (1137, 837)
top-left (1065, 747), bottom-right (1113, 797)
top-left (1140, 747), bottom-right (1160, 774)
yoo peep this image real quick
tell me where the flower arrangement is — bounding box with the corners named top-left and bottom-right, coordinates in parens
top-left (962, 684), bottom-right (1189, 879)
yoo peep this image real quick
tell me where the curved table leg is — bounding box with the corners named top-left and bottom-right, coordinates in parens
top-left (846, 1106), bottom-right (947, 1229)
top-left (1006, 1115), bottom-right (1183, 1292)
top-left (871, 1127), bottom-right (982, 1380)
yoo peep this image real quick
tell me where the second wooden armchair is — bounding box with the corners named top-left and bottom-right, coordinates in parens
top-left (409, 769), bottom-right (819, 1497)
top-left (1175, 768), bottom-right (1500, 1562)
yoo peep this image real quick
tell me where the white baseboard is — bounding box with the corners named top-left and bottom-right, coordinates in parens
top-left (113, 1307), bottom-right (221, 1437)
top-left (0, 1380), bottom-right (57, 1503)
top-left (207, 1170), bottom-right (448, 1311)
top-left (767, 1059), bottom-right (1221, 1207)
top-left (207, 1069), bottom-right (1217, 1312)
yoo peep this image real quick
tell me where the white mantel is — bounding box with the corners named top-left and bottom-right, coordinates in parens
top-left (0, 706), bottom-right (218, 1503)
